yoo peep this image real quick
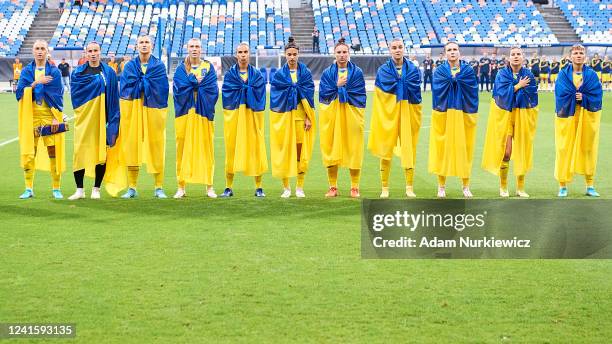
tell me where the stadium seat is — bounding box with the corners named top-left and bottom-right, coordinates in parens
top-left (0, 0), bottom-right (40, 57)
top-left (557, 0), bottom-right (611, 44)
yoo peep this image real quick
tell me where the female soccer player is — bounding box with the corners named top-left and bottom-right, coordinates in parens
top-left (319, 38), bottom-right (366, 198)
top-left (428, 42), bottom-right (479, 198)
top-left (270, 37), bottom-right (316, 198)
top-left (172, 38), bottom-right (219, 199)
top-left (482, 46), bottom-right (538, 198)
top-left (368, 38), bottom-right (422, 198)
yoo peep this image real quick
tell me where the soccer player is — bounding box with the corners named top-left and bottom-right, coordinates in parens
top-left (221, 42), bottom-right (268, 197)
top-left (428, 42), bottom-right (479, 198)
top-left (530, 53), bottom-right (540, 84)
top-left (16, 40), bottom-right (66, 199)
top-left (603, 56), bottom-right (610, 90)
top-left (269, 37), bottom-right (315, 198)
top-left (490, 52), bottom-right (499, 91)
top-left (368, 38), bottom-right (422, 198)
top-left (172, 38), bottom-right (219, 199)
top-left (118, 35), bottom-right (169, 199)
top-left (482, 46), bottom-right (538, 198)
top-left (107, 55), bottom-right (118, 74)
top-left (550, 57), bottom-right (560, 91)
top-left (539, 55), bottom-right (550, 91)
top-left (12, 58), bottom-right (22, 93)
top-left (560, 55), bottom-right (570, 70)
top-left (479, 52), bottom-right (491, 92)
top-left (591, 53), bottom-right (603, 82)
top-left (469, 58), bottom-right (479, 80)
top-left (68, 41), bottom-right (120, 200)
top-left (554, 44), bottom-right (603, 197)
top-left (435, 52), bottom-right (445, 70)
top-left (422, 54), bottom-right (434, 91)
top-left (319, 38), bottom-right (366, 198)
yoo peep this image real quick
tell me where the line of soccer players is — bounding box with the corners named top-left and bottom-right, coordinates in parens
top-left (15, 38), bottom-right (604, 200)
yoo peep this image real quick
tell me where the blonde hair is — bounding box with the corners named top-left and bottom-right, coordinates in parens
top-left (570, 44), bottom-right (585, 53)
top-left (184, 38), bottom-right (202, 71)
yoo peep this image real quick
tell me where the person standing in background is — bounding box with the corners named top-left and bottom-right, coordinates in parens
top-left (312, 26), bottom-right (320, 53)
top-left (422, 54), bottom-right (434, 91)
top-left (57, 58), bottom-right (71, 93)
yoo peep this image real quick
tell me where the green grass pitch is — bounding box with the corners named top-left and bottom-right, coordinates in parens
top-left (0, 91), bottom-right (611, 342)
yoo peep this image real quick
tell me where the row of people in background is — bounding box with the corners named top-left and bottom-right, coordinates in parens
top-left (15, 37), bottom-right (603, 201)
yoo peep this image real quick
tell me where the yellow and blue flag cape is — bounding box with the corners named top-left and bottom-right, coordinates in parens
top-left (554, 64), bottom-right (603, 182)
top-left (114, 55), bottom-right (168, 193)
top-left (368, 57), bottom-right (422, 169)
top-left (221, 64), bottom-right (268, 176)
top-left (428, 60), bottom-right (479, 178)
top-left (269, 62), bottom-right (316, 179)
top-left (319, 61), bottom-right (366, 169)
top-left (173, 60), bottom-right (218, 185)
top-left (16, 61), bottom-right (65, 173)
top-left (70, 62), bottom-right (122, 193)
top-left (482, 66), bottom-right (538, 176)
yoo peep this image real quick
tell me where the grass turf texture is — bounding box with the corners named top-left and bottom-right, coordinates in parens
top-left (0, 92), bottom-right (610, 342)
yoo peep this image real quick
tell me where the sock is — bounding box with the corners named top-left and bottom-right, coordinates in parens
top-left (49, 157), bottom-right (61, 189)
top-left (127, 166), bottom-right (139, 188)
top-left (349, 169), bottom-right (361, 188)
top-left (462, 178), bottom-right (470, 188)
top-left (500, 160), bottom-right (509, 189)
top-left (178, 180), bottom-right (186, 189)
top-left (296, 172), bottom-right (305, 188)
top-left (24, 160), bottom-right (35, 189)
top-left (585, 175), bottom-right (594, 187)
top-left (559, 181), bottom-right (567, 188)
top-left (327, 165), bottom-right (338, 187)
top-left (404, 168), bottom-right (414, 187)
top-left (153, 173), bottom-right (163, 189)
top-left (254, 175), bottom-right (262, 188)
top-left (282, 178), bottom-right (289, 189)
top-left (517, 175), bottom-right (525, 191)
top-left (380, 159), bottom-right (391, 188)
top-left (74, 169), bottom-right (85, 188)
top-left (226, 173), bottom-right (234, 188)
top-left (94, 164), bottom-right (106, 188)
top-left (437, 175), bottom-right (446, 187)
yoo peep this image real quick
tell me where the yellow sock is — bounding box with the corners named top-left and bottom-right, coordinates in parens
top-left (178, 180), bottom-right (186, 189)
top-left (437, 175), bottom-right (446, 187)
top-left (462, 178), bottom-right (470, 188)
top-left (127, 166), bottom-right (139, 188)
top-left (585, 175), bottom-right (594, 187)
top-left (282, 178), bottom-right (289, 188)
top-left (327, 165), bottom-right (338, 187)
top-left (49, 157), bottom-right (60, 189)
top-left (296, 172), bottom-right (305, 188)
top-left (380, 159), bottom-right (391, 188)
top-left (559, 181), bottom-right (567, 188)
top-left (255, 175), bottom-right (262, 188)
top-left (24, 160), bottom-right (35, 189)
top-left (404, 168), bottom-right (414, 187)
top-left (500, 160), bottom-right (509, 189)
top-left (226, 173), bottom-right (234, 188)
top-left (517, 175), bottom-right (525, 190)
top-left (349, 169), bottom-right (361, 188)
top-left (153, 173), bottom-right (163, 189)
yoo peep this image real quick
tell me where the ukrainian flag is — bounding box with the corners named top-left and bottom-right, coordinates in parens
top-left (16, 61), bottom-right (66, 174)
top-left (269, 62), bottom-right (316, 179)
top-left (319, 61), bottom-right (366, 169)
top-left (482, 66), bottom-right (538, 176)
top-left (368, 57), bottom-right (422, 169)
top-left (117, 55), bottom-right (169, 188)
top-left (554, 64), bottom-right (603, 183)
top-left (428, 60), bottom-right (479, 178)
top-left (221, 64), bottom-right (268, 176)
top-left (173, 60), bottom-right (219, 186)
top-left (70, 62), bottom-right (122, 195)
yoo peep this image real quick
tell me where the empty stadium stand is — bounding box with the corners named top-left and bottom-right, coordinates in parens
top-left (557, 0), bottom-right (611, 44)
top-left (0, 0), bottom-right (41, 57)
